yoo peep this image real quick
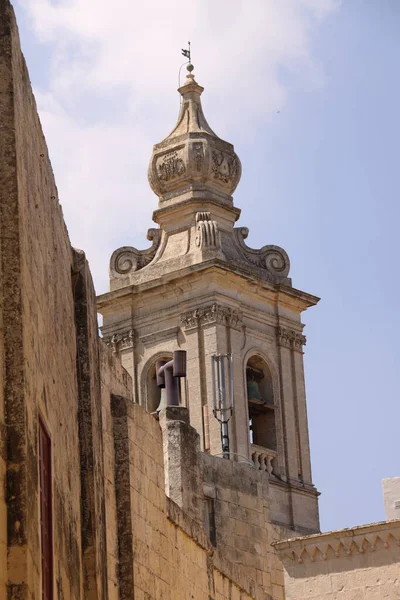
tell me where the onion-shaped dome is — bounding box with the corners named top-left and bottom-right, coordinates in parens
top-left (148, 70), bottom-right (241, 205)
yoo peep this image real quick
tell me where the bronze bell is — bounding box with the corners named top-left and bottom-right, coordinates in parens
top-left (247, 379), bottom-right (262, 401)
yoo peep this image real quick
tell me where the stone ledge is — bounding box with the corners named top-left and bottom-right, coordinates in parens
top-left (273, 519), bottom-right (400, 564)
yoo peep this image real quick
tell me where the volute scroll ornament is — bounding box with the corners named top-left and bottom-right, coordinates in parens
top-left (232, 227), bottom-right (290, 279)
top-left (110, 228), bottom-right (161, 277)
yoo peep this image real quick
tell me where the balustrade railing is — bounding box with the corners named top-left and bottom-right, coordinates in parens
top-left (251, 444), bottom-right (277, 476)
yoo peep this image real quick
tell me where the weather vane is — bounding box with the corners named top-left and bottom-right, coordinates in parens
top-left (181, 42), bottom-right (194, 73)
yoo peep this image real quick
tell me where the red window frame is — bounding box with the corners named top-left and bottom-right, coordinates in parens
top-left (39, 414), bottom-right (53, 600)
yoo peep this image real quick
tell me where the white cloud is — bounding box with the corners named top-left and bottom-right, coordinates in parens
top-left (16, 0), bottom-right (339, 292)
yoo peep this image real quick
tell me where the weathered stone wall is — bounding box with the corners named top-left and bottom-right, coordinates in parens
top-left (0, 1), bottom-right (82, 596)
top-left (105, 397), bottom-right (270, 600)
top-left (0, 3), bottom-right (131, 598)
top-left (274, 520), bottom-right (400, 600)
top-left (201, 452), bottom-right (285, 599)
top-left (99, 342), bottom-right (132, 600)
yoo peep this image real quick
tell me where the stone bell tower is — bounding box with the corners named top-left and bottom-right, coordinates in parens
top-left (97, 67), bottom-right (320, 534)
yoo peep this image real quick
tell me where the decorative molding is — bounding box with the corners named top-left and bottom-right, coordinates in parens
top-left (276, 326), bottom-right (306, 353)
top-left (211, 149), bottom-right (240, 186)
top-left (273, 522), bottom-right (400, 565)
top-left (104, 329), bottom-right (135, 353)
top-left (110, 228), bottom-right (161, 277)
top-left (157, 149), bottom-right (186, 182)
top-left (180, 303), bottom-right (243, 331)
top-left (232, 227), bottom-right (290, 279)
top-left (195, 212), bottom-right (221, 250)
top-left (139, 326), bottom-right (179, 349)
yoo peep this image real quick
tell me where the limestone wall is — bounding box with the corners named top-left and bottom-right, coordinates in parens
top-left (0, 2), bottom-right (131, 598)
top-left (0, 0), bottom-right (82, 596)
top-left (202, 453), bottom-right (285, 600)
top-left (105, 398), bottom-right (273, 600)
top-left (274, 520), bottom-right (400, 600)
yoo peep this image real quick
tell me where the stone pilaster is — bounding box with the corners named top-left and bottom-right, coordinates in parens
top-left (292, 350), bottom-right (313, 485)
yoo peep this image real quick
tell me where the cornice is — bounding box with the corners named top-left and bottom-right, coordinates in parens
top-left (273, 520), bottom-right (400, 564)
top-left (98, 259), bottom-right (318, 313)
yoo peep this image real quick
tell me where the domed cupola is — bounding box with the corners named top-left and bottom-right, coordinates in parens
top-left (148, 67), bottom-right (242, 207)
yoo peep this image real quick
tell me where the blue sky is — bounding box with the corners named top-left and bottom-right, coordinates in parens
top-left (13, 0), bottom-right (399, 532)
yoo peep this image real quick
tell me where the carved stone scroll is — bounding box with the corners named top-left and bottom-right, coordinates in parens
top-left (110, 228), bottom-right (161, 277)
top-left (232, 227), bottom-right (290, 279)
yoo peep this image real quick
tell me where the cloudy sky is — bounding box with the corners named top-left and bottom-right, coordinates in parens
top-left (13, 0), bottom-right (400, 532)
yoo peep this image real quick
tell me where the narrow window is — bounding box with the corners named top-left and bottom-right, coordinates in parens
top-left (39, 415), bottom-right (53, 600)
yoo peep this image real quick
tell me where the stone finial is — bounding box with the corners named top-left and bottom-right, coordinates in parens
top-left (148, 71), bottom-right (242, 205)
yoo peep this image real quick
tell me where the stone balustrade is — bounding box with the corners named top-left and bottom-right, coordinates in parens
top-left (251, 444), bottom-right (277, 475)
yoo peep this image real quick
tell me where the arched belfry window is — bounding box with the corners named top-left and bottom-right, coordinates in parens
top-left (145, 354), bottom-right (172, 414)
top-left (246, 355), bottom-right (277, 451)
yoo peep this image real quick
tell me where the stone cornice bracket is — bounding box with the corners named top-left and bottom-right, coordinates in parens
top-left (180, 303), bottom-right (243, 331)
top-left (195, 212), bottom-right (221, 250)
top-left (276, 326), bottom-right (306, 353)
top-left (104, 329), bottom-right (135, 353)
top-left (232, 227), bottom-right (290, 280)
top-left (109, 228), bottom-right (161, 277)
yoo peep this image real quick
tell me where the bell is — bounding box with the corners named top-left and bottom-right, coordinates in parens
top-left (156, 388), bottom-right (167, 412)
top-left (247, 379), bottom-right (262, 401)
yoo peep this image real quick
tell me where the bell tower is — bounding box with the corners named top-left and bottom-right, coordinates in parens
top-left (98, 66), bottom-right (320, 534)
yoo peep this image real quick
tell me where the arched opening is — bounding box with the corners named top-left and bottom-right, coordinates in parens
top-left (246, 355), bottom-right (277, 451)
top-left (145, 354), bottom-right (172, 413)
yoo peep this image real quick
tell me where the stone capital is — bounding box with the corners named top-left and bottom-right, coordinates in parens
top-left (104, 329), bottom-right (135, 353)
top-left (180, 303), bottom-right (243, 331)
top-left (276, 326), bottom-right (306, 353)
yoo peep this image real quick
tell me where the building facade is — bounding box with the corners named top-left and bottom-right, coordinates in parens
top-left (1, 1), bottom-right (399, 599)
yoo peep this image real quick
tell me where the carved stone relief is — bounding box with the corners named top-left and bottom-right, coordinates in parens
top-left (157, 150), bottom-right (186, 182)
top-left (232, 227), bottom-right (290, 279)
top-left (276, 326), bottom-right (306, 352)
top-left (110, 228), bottom-right (161, 277)
top-left (180, 303), bottom-right (243, 331)
top-left (194, 143), bottom-right (204, 172)
top-left (211, 149), bottom-right (240, 185)
top-left (195, 212), bottom-right (221, 250)
top-left (104, 329), bottom-right (135, 354)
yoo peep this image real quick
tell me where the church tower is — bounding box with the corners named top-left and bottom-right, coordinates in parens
top-left (97, 67), bottom-right (320, 534)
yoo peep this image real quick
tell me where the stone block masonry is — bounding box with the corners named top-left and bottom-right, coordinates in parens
top-left (0, 3), bottom-right (290, 598)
